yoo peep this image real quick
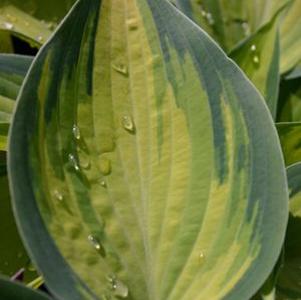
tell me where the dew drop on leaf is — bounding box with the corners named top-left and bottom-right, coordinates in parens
top-left (127, 18), bottom-right (138, 30)
top-left (199, 251), bottom-right (205, 264)
top-left (250, 45), bottom-right (260, 67)
top-left (3, 22), bottom-right (14, 30)
top-left (206, 13), bottom-right (215, 25)
top-left (107, 275), bottom-right (129, 298)
top-left (100, 180), bottom-right (107, 188)
top-left (88, 235), bottom-right (106, 257)
top-left (250, 44), bottom-right (257, 52)
top-left (68, 153), bottom-right (80, 171)
top-left (242, 22), bottom-right (250, 36)
top-left (72, 124), bottom-right (81, 140)
top-left (37, 36), bottom-right (44, 42)
top-left (121, 115), bottom-right (135, 133)
top-left (99, 158), bottom-right (111, 176)
top-left (252, 55), bottom-right (260, 66)
top-left (112, 64), bottom-right (128, 76)
top-left (53, 190), bottom-right (64, 201)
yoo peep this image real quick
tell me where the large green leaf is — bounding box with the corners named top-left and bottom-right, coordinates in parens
top-left (1, 0), bottom-right (76, 24)
top-left (0, 54), bottom-right (33, 100)
top-left (174, 0), bottom-right (299, 76)
top-left (9, 0), bottom-right (288, 299)
top-left (275, 163), bottom-right (301, 299)
top-left (0, 95), bottom-right (14, 150)
top-left (173, 0), bottom-right (246, 51)
top-left (280, 0), bottom-right (301, 75)
top-left (230, 13), bottom-right (280, 118)
top-left (174, 0), bottom-right (290, 52)
top-left (0, 5), bottom-right (52, 47)
top-left (0, 54), bottom-right (33, 150)
top-left (0, 277), bottom-right (51, 300)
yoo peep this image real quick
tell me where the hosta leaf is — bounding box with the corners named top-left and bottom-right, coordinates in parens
top-left (174, 0), bottom-right (290, 52)
top-left (276, 122), bottom-right (301, 166)
top-left (0, 96), bottom-right (12, 150)
top-left (1, 0), bottom-right (76, 25)
top-left (0, 95), bottom-right (14, 121)
top-left (173, 0), bottom-right (246, 51)
top-left (0, 5), bottom-right (51, 47)
top-left (0, 277), bottom-right (51, 300)
top-left (275, 163), bottom-right (301, 299)
top-left (0, 54), bottom-right (33, 150)
top-left (9, 0), bottom-right (288, 299)
top-left (0, 54), bottom-right (33, 100)
top-left (280, 0), bottom-right (301, 74)
top-left (230, 14), bottom-right (280, 118)
top-left (277, 78), bottom-right (301, 122)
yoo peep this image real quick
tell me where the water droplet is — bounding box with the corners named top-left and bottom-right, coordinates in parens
top-left (250, 45), bottom-right (260, 67)
top-left (37, 35), bottom-right (44, 42)
top-left (252, 55), bottom-right (260, 65)
top-left (3, 22), bottom-right (14, 30)
top-left (68, 153), bottom-right (80, 171)
top-left (121, 115), bottom-right (135, 133)
top-left (242, 22), bottom-right (250, 36)
top-left (72, 124), bottom-right (81, 140)
top-left (99, 158), bottom-right (111, 176)
top-left (107, 275), bottom-right (129, 298)
top-left (112, 64), bottom-right (128, 76)
top-left (127, 18), bottom-right (138, 30)
top-left (206, 13), bottom-right (215, 25)
top-left (250, 44), bottom-right (257, 52)
top-left (100, 180), bottom-right (107, 188)
top-left (24, 21), bottom-right (29, 27)
top-left (199, 251), bottom-right (205, 262)
top-left (88, 235), bottom-right (106, 257)
top-left (199, 4), bottom-right (207, 17)
top-left (53, 190), bottom-right (64, 201)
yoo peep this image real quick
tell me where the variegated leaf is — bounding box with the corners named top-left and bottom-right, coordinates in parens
top-left (9, 1), bottom-right (288, 299)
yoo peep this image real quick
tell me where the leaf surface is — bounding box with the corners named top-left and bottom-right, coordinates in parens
top-left (0, 54), bottom-right (33, 150)
top-left (280, 0), bottom-right (301, 74)
top-left (0, 5), bottom-right (52, 47)
top-left (275, 163), bottom-right (301, 299)
top-left (9, 0), bottom-right (288, 299)
top-left (230, 14), bottom-right (280, 118)
top-left (0, 54), bottom-right (33, 100)
top-left (174, 0), bottom-right (290, 51)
